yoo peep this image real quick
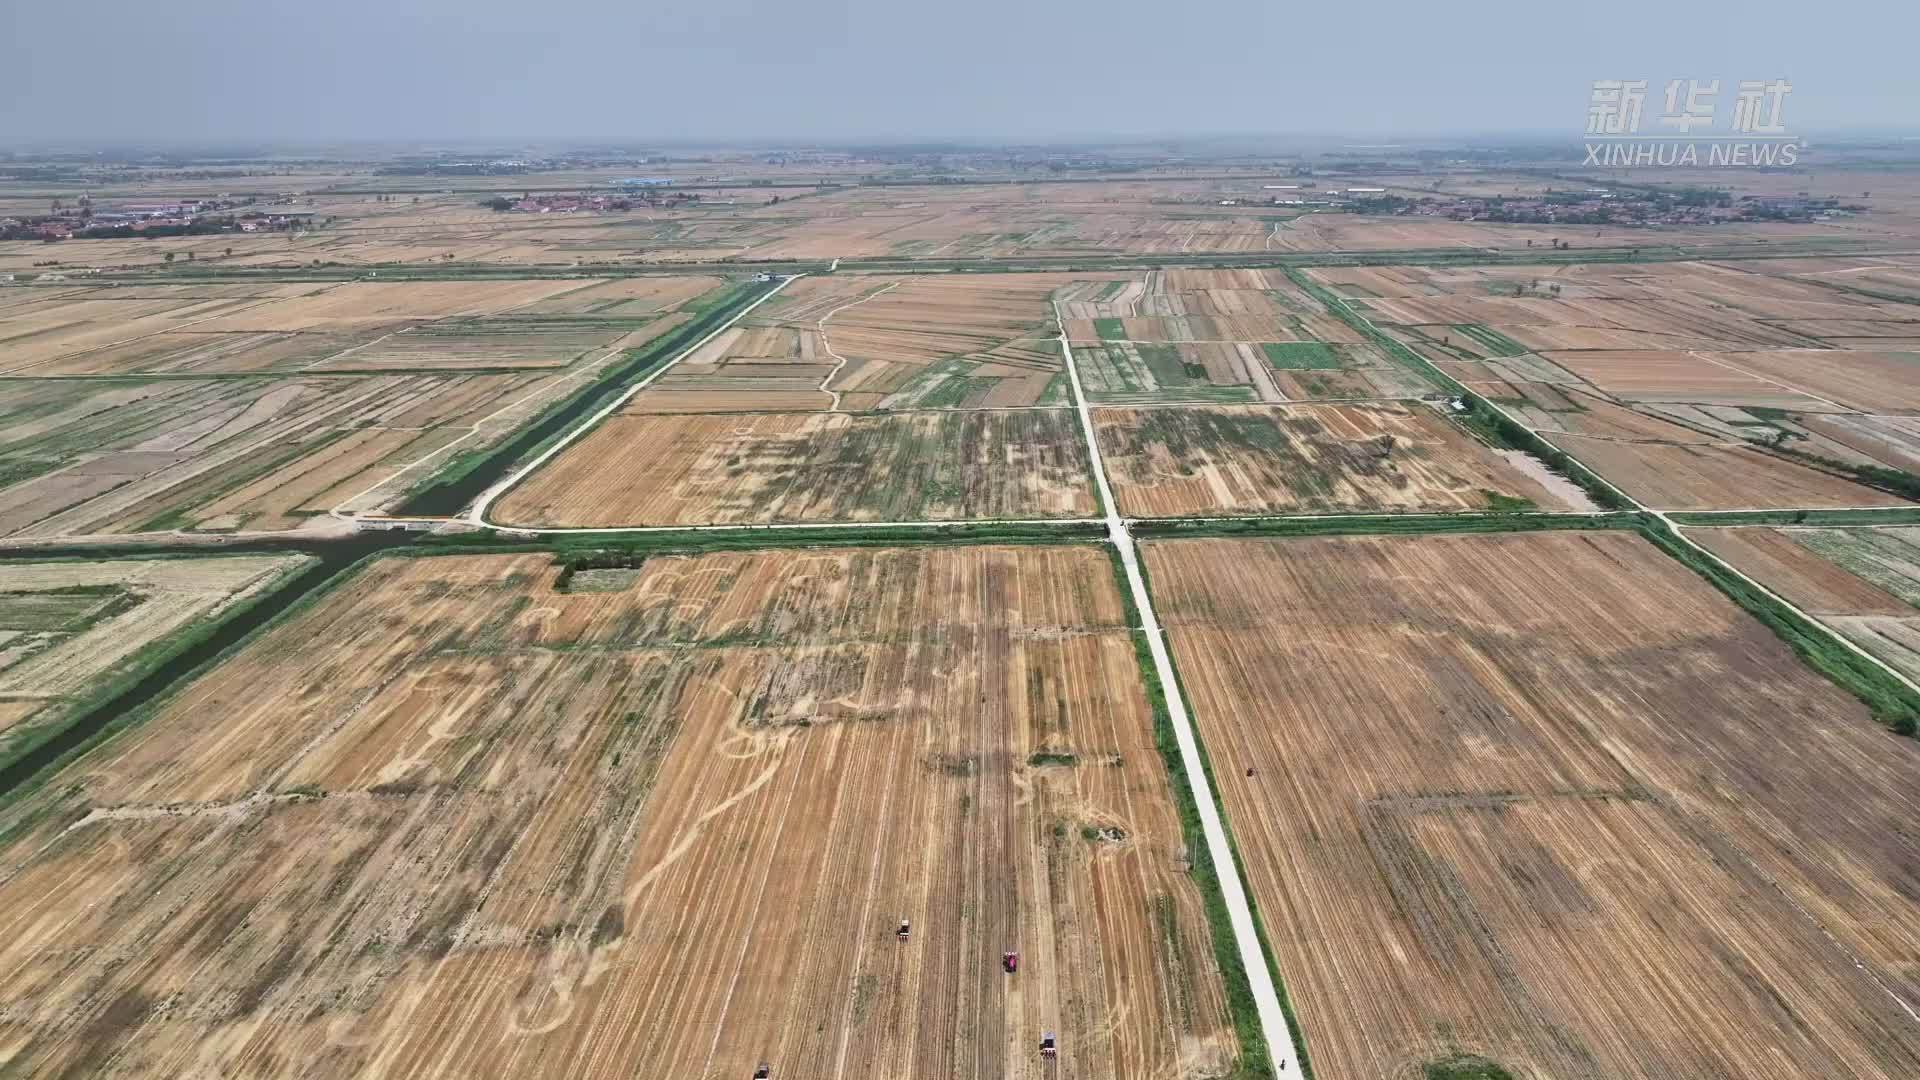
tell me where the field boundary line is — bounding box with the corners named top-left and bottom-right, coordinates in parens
top-left (465, 275), bottom-right (800, 527)
top-left (1053, 298), bottom-right (1307, 1079)
top-left (1685, 348), bottom-right (1853, 412)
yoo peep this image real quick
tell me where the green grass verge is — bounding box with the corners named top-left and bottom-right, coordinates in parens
top-left (1131, 512), bottom-right (1638, 541)
top-left (433, 520), bottom-right (1108, 558)
top-left (1105, 546), bottom-right (1313, 1079)
top-left (1669, 508), bottom-right (1920, 527)
top-left (1767, 444), bottom-right (1920, 505)
top-left (1641, 524), bottom-right (1920, 735)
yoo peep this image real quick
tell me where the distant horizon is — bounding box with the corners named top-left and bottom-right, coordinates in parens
top-left (6, 0), bottom-right (1915, 145)
top-left (5, 127), bottom-right (1920, 157)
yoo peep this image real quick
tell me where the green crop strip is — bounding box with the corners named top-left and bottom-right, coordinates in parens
top-left (1260, 341), bottom-right (1341, 370)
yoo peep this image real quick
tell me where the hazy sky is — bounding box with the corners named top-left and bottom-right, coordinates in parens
top-left (4, 0), bottom-right (1916, 142)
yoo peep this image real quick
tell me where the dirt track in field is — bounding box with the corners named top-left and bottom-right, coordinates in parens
top-left (1142, 531), bottom-right (1920, 1080)
top-left (0, 546), bottom-right (1235, 1080)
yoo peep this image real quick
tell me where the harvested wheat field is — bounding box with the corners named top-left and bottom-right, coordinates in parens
top-left (758, 274), bottom-right (1096, 411)
top-left (0, 276), bottom-right (722, 378)
top-left (0, 546), bottom-right (1237, 1079)
top-left (0, 553), bottom-right (309, 768)
top-left (1691, 527), bottom-right (1916, 614)
top-left (1695, 526), bottom-right (1920, 681)
top-left (1093, 403), bottom-right (1571, 516)
top-left (493, 410), bottom-right (1096, 526)
top-left (1142, 531), bottom-right (1920, 1080)
top-left (1546, 434), bottom-right (1909, 510)
top-left (0, 372), bottom-right (560, 534)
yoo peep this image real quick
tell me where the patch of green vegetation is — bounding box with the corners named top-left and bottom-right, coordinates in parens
top-left (1481, 490), bottom-right (1537, 513)
top-left (1792, 529), bottom-right (1920, 608)
top-left (0, 588), bottom-right (129, 633)
top-left (915, 374), bottom-right (997, 409)
top-left (1036, 373), bottom-right (1071, 407)
top-left (1027, 751), bottom-right (1078, 767)
top-left (1260, 341), bottom-right (1341, 370)
top-left (1424, 1053), bottom-right (1515, 1080)
top-left (1137, 343), bottom-right (1199, 387)
top-left (0, 457), bottom-right (66, 490)
top-left (1094, 317), bottom-right (1128, 341)
top-left (1642, 524), bottom-right (1920, 735)
top-left (1451, 324), bottom-right (1530, 358)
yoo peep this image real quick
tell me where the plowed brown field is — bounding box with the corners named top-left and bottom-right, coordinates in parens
top-left (0, 546), bottom-right (1235, 1079)
top-left (493, 410), bottom-right (1096, 526)
top-left (1544, 435), bottom-right (1908, 510)
top-left (1142, 532), bottom-right (1920, 1080)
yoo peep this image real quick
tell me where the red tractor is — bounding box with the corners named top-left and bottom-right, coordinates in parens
top-left (1003, 951), bottom-right (1019, 974)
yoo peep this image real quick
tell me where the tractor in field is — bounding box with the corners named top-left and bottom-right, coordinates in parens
top-left (897, 919), bottom-right (911, 941)
top-left (752, 1064), bottom-right (770, 1079)
top-left (1003, 951), bottom-right (1019, 974)
top-left (1040, 1032), bottom-right (1058, 1059)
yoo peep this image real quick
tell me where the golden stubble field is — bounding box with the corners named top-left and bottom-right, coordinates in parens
top-left (493, 409), bottom-right (1097, 527)
top-left (0, 546), bottom-right (1237, 1079)
top-left (1143, 531), bottom-right (1920, 1080)
top-left (1093, 403), bottom-right (1578, 517)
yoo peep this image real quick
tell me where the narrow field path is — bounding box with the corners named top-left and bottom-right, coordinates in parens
top-left (816, 281), bottom-right (899, 411)
top-left (1052, 298), bottom-right (1308, 1080)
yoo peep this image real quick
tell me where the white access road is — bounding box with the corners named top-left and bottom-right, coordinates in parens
top-left (464, 274), bottom-right (801, 528)
top-left (1053, 300), bottom-right (1307, 1079)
